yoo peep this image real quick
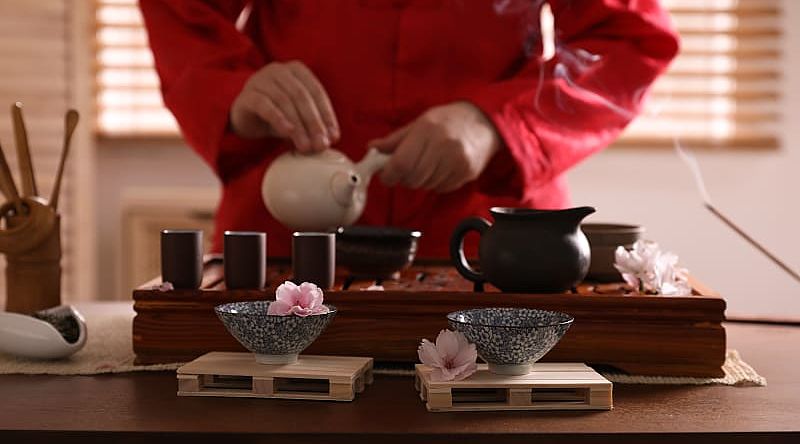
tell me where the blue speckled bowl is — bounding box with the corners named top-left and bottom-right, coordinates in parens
top-left (215, 301), bottom-right (337, 364)
top-left (447, 308), bottom-right (573, 376)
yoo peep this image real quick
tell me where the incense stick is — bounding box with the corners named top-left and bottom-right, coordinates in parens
top-left (675, 141), bottom-right (800, 284)
top-left (704, 203), bottom-right (800, 283)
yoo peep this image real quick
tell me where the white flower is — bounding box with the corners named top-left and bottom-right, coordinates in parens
top-left (614, 240), bottom-right (691, 296)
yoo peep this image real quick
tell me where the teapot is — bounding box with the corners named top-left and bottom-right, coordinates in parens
top-left (262, 148), bottom-right (390, 232)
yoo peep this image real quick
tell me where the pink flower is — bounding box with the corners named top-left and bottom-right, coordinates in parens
top-left (267, 281), bottom-right (330, 317)
top-left (418, 330), bottom-right (477, 382)
top-left (150, 281), bottom-right (174, 292)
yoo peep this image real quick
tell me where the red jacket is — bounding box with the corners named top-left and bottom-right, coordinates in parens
top-left (140, 0), bottom-right (678, 257)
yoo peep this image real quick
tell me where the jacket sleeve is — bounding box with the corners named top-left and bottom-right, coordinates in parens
top-left (469, 0), bottom-right (679, 199)
top-left (139, 0), bottom-right (267, 182)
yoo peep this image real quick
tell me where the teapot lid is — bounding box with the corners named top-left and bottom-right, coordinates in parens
top-left (288, 149), bottom-right (350, 164)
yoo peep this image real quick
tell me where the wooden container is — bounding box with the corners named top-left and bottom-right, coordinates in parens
top-left (133, 257), bottom-right (726, 377)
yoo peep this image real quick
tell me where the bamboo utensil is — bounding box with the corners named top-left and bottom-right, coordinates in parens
top-left (0, 141), bottom-right (23, 215)
top-left (11, 102), bottom-right (38, 197)
top-left (50, 109), bottom-right (79, 210)
top-left (0, 104), bottom-right (75, 314)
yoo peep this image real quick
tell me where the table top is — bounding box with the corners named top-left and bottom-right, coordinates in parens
top-left (0, 321), bottom-right (798, 443)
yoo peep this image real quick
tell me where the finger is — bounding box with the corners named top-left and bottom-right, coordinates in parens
top-left (419, 154), bottom-right (451, 190)
top-left (369, 124), bottom-right (413, 154)
top-left (255, 80), bottom-right (311, 152)
top-left (404, 140), bottom-right (441, 189)
top-left (288, 62), bottom-right (340, 142)
top-left (244, 93), bottom-right (294, 136)
top-left (272, 68), bottom-right (330, 151)
top-left (435, 170), bottom-right (470, 194)
top-left (381, 126), bottom-right (427, 187)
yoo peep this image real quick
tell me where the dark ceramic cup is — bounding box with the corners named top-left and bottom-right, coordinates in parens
top-left (224, 231), bottom-right (266, 289)
top-left (450, 207), bottom-right (595, 293)
top-left (160, 229), bottom-right (203, 289)
top-left (292, 232), bottom-right (335, 289)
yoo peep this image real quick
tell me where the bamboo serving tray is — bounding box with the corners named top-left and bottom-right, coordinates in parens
top-left (414, 363), bottom-right (612, 412)
top-left (133, 257), bottom-right (727, 377)
top-left (177, 352), bottom-right (373, 401)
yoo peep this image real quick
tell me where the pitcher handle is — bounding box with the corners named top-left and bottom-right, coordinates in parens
top-left (450, 217), bottom-right (490, 284)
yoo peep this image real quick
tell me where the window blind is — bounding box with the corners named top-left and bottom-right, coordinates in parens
top-left (95, 0), bottom-right (782, 148)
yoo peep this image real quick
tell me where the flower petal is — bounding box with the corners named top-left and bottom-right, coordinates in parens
top-left (310, 305), bottom-right (330, 315)
top-left (435, 329), bottom-right (460, 362)
top-left (298, 282), bottom-right (323, 309)
top-left (451, 361), bottom-right (478, 381)
top-left (267, 299), bottom-right (293, 316)
top-left (290, 305), bottom-right (314, 317)
top-left (451, 341), bottom-right (478, 369)
top-left (418, 339), bottom-right (445, 368)
top-left (429, 368), bottom-right (447, 382)
top-left (276, 281), bottom-right (300, 305)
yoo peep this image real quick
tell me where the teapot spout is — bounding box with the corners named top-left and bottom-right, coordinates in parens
top-left (330, 171), bottom-right (359, 207)
top-left (353, 148), bottom-right (391, 187)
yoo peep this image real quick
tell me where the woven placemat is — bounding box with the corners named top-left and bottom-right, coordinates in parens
top-left (372, 350), bottom-right (766, 387)
top-left (0, 303), bottom-right (766, 386)
top-left (0, 303), bottom-right (182, 375)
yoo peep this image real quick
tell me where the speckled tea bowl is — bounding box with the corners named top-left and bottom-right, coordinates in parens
top-left (447, 308), bottom-right (573, 376)
top-left (215, 301), bottom-right (337, 365)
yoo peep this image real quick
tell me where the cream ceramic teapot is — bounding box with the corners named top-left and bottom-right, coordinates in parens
top-left (262, 148), bottom-right (390, 231)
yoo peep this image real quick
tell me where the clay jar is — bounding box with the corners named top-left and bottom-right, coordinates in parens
top-left (450, 207), bottom-right (595, 293)
top-left (582, 223), bottom-right (644, 282)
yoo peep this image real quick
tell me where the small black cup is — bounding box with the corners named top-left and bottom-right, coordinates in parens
top-left (224, 231), bottom-right (267, 289)
top-left (292, 232), bottom-right (335, 289)
top-left (161, 229), bottom-right (203, 289)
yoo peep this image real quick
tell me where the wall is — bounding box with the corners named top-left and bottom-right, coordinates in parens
top-left (96, 1), bottom-right (799, 318)
top-left (567, 1), bottom-right (799, 319)
top-left (96, 140), bottom-right (217, 299)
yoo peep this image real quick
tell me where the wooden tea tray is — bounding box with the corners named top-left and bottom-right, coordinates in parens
top-left (414, 363), bottom-right (612, 412)
top-left (134, 257), bottom-right (727, 377)
top-left (177, 352), bottom-right (373, 402)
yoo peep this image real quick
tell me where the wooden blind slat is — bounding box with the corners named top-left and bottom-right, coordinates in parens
top-left (93, 0), bottom-right (783, 148)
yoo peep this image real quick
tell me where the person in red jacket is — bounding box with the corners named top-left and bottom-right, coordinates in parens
top-left (140, 0), bottom-right (678, 258)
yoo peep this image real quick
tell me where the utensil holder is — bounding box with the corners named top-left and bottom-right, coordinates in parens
top-left (4, 214), bottom-right (61, 314)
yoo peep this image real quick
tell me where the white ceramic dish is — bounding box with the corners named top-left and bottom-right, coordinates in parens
top-left (0, 305), bottom-right (87, 359)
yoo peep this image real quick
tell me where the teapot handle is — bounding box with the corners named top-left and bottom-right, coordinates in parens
top-left (449, 217), bottom-right (490, 284)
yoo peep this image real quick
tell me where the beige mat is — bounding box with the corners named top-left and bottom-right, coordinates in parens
top-left (372, 349), bottom-right (766, 387)
top-left (0, 303), bottom-right (765, 386)
top-left (0, 302), bottom-right (182, 375)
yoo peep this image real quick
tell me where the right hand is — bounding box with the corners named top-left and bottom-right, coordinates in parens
top-left (229, 61), bottom-right (340, 153)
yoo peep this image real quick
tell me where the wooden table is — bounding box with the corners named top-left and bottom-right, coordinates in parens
top-left (0, 321), bottom-right (797, 443)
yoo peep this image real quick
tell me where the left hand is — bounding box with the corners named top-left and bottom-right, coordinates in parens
top-left (370, 102), bottom-right (502, 193)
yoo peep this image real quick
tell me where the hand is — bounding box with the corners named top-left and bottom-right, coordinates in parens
top-left (370, 102), bottom-right (502, 193)
top-left (229, 61), bottom-right (340, 153)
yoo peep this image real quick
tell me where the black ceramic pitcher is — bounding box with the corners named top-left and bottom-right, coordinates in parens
top-left (450, 207), bottom-right (595, 293)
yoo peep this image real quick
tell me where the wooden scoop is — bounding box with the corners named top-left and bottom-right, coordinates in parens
top-left (11, 102), bottom-right (38, 197)
top-left (0, 141), bottom-right (24, 215)
top-left (49, 109), bottom-right (79, 210)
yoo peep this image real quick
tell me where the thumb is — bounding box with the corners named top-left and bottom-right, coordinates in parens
top-left (369, 123), bottom-right (412, 154)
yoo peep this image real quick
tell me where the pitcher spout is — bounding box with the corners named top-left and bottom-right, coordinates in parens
top-left (566, 206), bottom-right (596, 223)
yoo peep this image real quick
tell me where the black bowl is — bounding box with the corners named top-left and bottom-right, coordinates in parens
top-left (336, 226), bottom-right (422, 279)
